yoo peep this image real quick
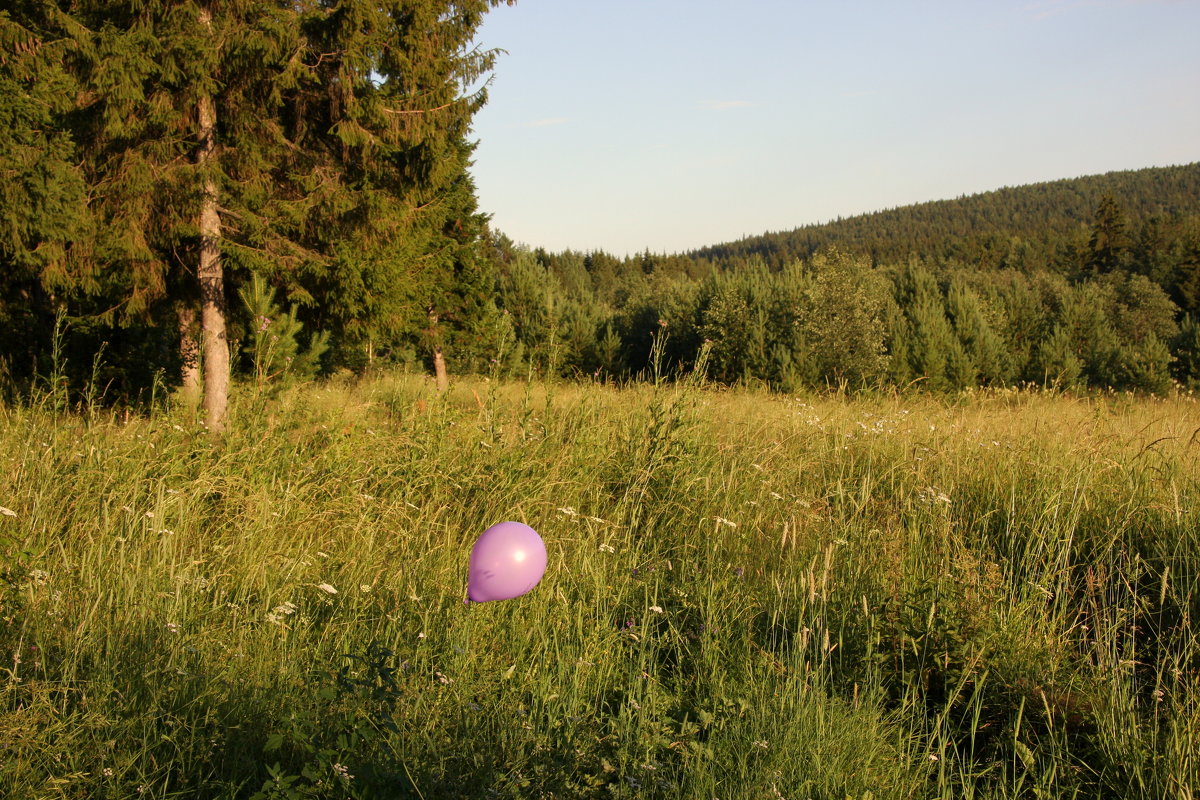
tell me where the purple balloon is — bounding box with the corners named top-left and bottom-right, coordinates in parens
top-left (466, 521), bottom-right (547, 603)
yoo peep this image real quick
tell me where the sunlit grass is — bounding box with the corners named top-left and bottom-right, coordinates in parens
top-left (2, 375), bottom-right (1198, 798)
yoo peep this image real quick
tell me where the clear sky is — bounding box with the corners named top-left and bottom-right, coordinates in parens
top-left (467, 0), bottom-right (1200, 256)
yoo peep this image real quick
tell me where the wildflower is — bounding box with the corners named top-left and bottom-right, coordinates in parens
top-left (0, 506), bottom-right (16, 517)
top-left (315, 583), bottom-right (338, 595)
top-left (649, 605), bottom-right (664, 614)
top-left (265, 601), bottom-right (298, 625)
top-left (713, 517), bottom-right (737, 529)
top-left (754, 740), bottom-right (769, 749)
top-left (103, 768), bottom-right (113, 778)
top-left (332, 763), bottom-right (354, 782)
top-left (359, 584), bottom-right (371, 593)
top-left (166, 622), bottom-right (179, 634)
top-left (29, 569), bottom-right (50, 586)
top-left (556, 506), bottom-right (579, 517)
top-left (599, 543), bottom-right (615, 553)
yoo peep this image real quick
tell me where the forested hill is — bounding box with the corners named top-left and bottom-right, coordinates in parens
top-left (689, 163), bottom-right (1200, 270)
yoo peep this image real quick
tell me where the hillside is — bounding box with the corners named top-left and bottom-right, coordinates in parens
top-left (689, 163), bottom-right (1200, 270)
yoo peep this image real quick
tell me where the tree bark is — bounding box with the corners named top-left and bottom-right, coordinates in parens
top-left (198, 4), bottom-right (228, 432)
top-left (177, 303), bottom-right (201, 408)
top-left (433, 346), bottom-right (448, 393)
top-left (429, 309), bottom-right (448, 393)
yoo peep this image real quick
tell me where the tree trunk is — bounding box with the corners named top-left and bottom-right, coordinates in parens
top-left (433, 346), bottom-right (448, 393)
top-left (197, 4), bottom-right (228, 432)
top-left (429, 309), bottom-right (448, 392)
top-left (177, 303), bottom-right (201, 409)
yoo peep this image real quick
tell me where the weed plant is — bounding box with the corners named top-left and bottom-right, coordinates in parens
top-left (1, 374), bottom-right (1198, 799)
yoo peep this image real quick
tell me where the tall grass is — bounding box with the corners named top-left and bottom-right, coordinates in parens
top-left (1, 375), bottom-right (1197, 799)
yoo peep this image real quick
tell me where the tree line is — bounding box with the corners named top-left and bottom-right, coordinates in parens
top-left (485, 167), bottom-right (1200, 393)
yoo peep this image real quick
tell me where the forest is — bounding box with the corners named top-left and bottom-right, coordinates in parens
top-left (3, 2), bottom-right (1200, 416)
top-left (490, 164), bottom-right (1200, 395)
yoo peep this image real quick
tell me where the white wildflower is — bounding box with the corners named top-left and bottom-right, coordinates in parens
top-left (0, 506), bottom-right (16, 517)
top-left (265, 601), bottom-right (297, 625)
top-left (649, 605), bottom-right (664, 614)
top-left (315, 583), bottom-right (338, 595)
top-left (556, 506), bottom-right (579, 517)
top-left (713, 517), bottom-right (737, 529)
top-left (599, 543), bottom-right (615, 553)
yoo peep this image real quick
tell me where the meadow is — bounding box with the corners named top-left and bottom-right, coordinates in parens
top-left (1, 371), bottom-right (1198, 799)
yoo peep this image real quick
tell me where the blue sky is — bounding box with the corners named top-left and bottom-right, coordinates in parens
top-left (468, 0), bottom-right (1200, 256)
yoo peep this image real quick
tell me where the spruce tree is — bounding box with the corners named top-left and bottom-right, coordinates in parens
top-left (1086, 195), bottom-right (1131, 275)
top-left (5, 0), bottom-right (509, 419)
top-left (0, 6), bottom-right (91, 385)
top-left (946, 278), bottom-right (1011, 386)
top-left (893, 264), bottom-right (968, 391)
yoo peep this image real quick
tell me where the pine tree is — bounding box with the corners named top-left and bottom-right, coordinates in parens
top-left (893, 264), bottom-right (968, 391)
top-left (946, 278), bottom-right (1011, 386)
top-left (1086, 194), bottom-right (1131, 275)
top-left (1172, 314), bottom-right (1200, 388)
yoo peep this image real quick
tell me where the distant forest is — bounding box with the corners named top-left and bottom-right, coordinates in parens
top-left (490, 163), bottom-right (1200, 393)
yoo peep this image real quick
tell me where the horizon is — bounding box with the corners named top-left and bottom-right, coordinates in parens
top-left (468, 1), bottom-right (1200, 257)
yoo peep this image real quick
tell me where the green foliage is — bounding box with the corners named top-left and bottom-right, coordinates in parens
top-left (891, 265), bottom-right (971, 391)
top-left (946, 278), bottom-right (1012, 386)
top-left (0, 0), bottom-right (511, 399)
top-left (1173, 314), bottom-right (1200, 388)
top-left (238, 275), bottom-right (329, 385)
top-left (799, 249), bottom-right (890, 388)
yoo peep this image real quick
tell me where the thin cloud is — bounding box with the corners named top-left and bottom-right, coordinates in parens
top-left (701, 100), bottom-right (753, 111)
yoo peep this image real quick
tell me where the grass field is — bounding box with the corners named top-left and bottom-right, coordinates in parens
top-left (2, 373), bottom-right (1198, 799)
